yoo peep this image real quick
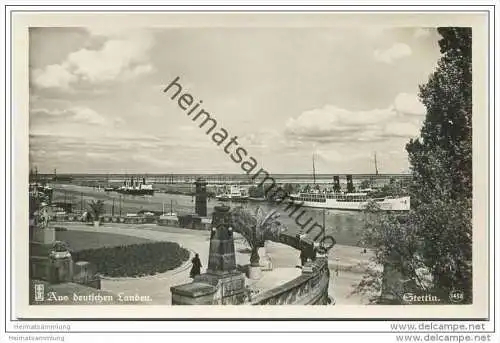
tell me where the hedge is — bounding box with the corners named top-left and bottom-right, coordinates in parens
top-left (72, 242), bottom-right (190, 277)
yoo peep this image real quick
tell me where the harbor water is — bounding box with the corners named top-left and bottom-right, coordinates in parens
top-left (51, 184), bottom-right (366, 247)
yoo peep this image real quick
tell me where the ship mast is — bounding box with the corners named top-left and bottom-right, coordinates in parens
top-left (312, 153), bottom-right (316, 184)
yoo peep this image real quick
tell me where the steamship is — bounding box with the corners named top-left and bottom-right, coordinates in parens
top-left (215, 186), bottom-right (249, 202)
top-left (288, 154), bottom-right (410, 211)
top-left (288, 190), bottom-right (410, 211)
top-left (116, 177), bottom-right (154, 196)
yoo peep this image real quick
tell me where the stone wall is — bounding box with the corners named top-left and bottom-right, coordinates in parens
top-left (250, 257), bottom-right (331, 305)
top-left (30, 244), bottom-right (101, 289)
top-left (246, 231), bottom-right (332, 305)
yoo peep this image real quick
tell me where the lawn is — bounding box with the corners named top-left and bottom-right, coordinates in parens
top-left (55, 230), bottom-right (154, 252)
top-left (31, 230), bottom-right (189, 278)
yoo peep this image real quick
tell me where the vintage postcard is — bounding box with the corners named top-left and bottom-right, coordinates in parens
top-left (9, 10), bottom-right (491, 320)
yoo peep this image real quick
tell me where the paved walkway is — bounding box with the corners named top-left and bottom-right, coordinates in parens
top-left (61, 223), bottom-right (374, 304)
top-left (63, 223), bottom-right (302, 304)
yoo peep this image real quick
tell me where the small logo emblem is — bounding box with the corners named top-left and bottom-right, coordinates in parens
top-left (449, 290), bottom-right (464, 303)
top-left (34, 284), bottom-right (44, 301)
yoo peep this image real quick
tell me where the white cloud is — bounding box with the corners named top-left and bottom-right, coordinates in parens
top-left (240, 129), bottom-right (281, 149)
top-left (32, 31), bottom-right (154, 91)
top-left (285, 93), bottom-right (423, 143)
top-left (31, 106), bottom-right (107, 126)
top-left (313, 148), bottom-right (345, 163)
top-left (373, 43), bottom-right (412, 63)
top-left (32, 64), bottom-right (77, 89)
top-left (384, 121), bottom-right (421, 138)
top-left (71, 107), bottom-right (107, 125)
top-left (413, 28), bottom-right (431, 39)
top-left (285, 105), bottom-right (396, 142)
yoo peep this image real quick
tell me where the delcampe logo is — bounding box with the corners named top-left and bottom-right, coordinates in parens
top-left (34, 284), bottom-right (44, 301)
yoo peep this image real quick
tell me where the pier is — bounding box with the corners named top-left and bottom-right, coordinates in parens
top-left (37, 173), bottom-right (412, 187)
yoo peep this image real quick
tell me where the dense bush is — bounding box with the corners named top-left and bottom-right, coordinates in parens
top-left (72, 242), bottom-right (190, 277)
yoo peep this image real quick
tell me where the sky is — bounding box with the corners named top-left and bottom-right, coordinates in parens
top-left (29, 26), bottom-right (441, 174)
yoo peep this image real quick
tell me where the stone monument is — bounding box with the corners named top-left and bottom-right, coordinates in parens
top-left (48, 241), bottom-right (73, 284)
top-left (170, 205), bottom-right (246, 305)
top-left (32, 205), bottom-right (55, 244)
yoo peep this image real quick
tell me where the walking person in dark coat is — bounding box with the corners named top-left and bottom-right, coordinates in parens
top-left (190, 253), bottom-right (202, 278)
top-left (300, 249), bottom-right (307, 266)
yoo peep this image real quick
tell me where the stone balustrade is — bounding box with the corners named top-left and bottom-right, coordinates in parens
top-left (245, 230), bottom-right (332, 305)
top-left (250, 257), bottom-right (330, 305)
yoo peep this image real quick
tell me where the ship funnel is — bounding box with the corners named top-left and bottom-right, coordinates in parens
top-left (143, 177), bottom-right (146, 185)
top-left (333, 176), bottom-right (341, 192)
top-left (346, 175), bottom-right (355, 193)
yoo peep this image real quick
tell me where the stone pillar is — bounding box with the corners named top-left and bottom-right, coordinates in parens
top-left (48, 250), bottom-right (73, 284)
top-left (195, 178), bottom-right (208, 217)
top-left (380, 251), bottom-right (406, 304)
top-left (33, 227), bottom-right (55, 244)
top-left (171, 205), bottom-right (246, 305)
top-left (207, 205), bottom-right (236, 273)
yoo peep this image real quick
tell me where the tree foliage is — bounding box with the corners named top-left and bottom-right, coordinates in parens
top-left (369, 179), bottom-right (408, 198)
top-left (406, 27), bottom-right (472, 302)
top-left (88, 199), bottom-right (105, 221)
top-left (357, 28), bottom-right (472, 304)
top-left (230, 206), bottom-right (285, 266)
top-left (248, 185), bottom-right (265, 198)
top-left (357, 202), bottom-right (431, 303)
top-left (283, 183), bottom-right (295, 195)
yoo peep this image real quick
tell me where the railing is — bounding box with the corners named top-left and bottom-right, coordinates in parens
top-left (245, 231), bottom-right (332, 305)
top-left (52, 214), bottom-right (156, 224)
top-left (250, 257), bottom-right (330, 305)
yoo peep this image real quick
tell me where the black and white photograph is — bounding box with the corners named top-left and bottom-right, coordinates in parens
top-left (6, 8), bottom-right (494, 328)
